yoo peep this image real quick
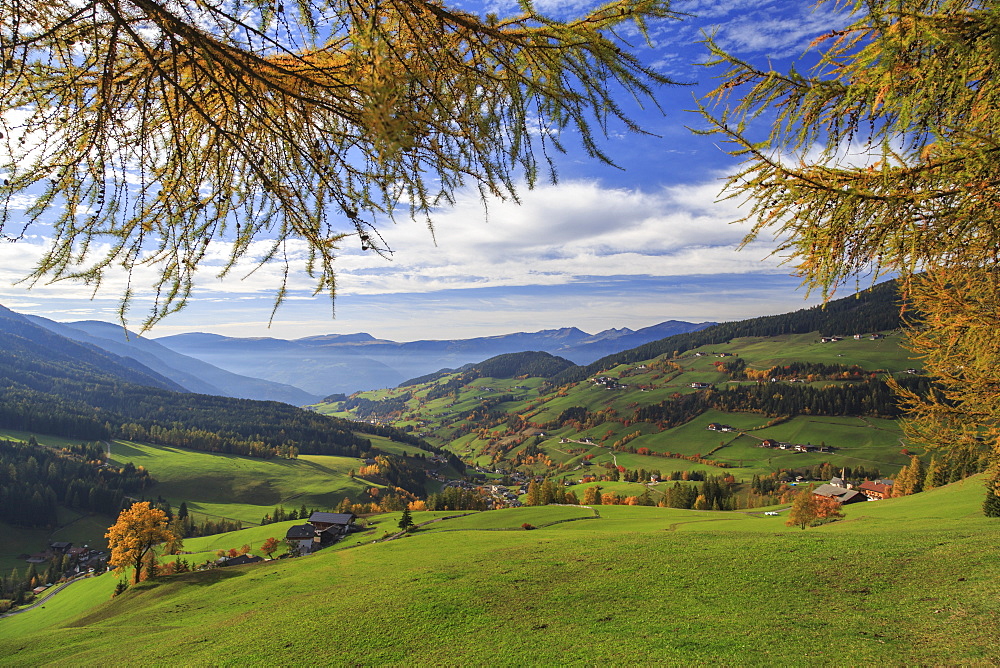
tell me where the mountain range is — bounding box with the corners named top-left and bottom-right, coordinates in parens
top-left (22, 315), bottom-right (318, 405)
top-left (1, 300), bottom-right (715, 401)
top-left (152, 319), bottom-right (715, 397)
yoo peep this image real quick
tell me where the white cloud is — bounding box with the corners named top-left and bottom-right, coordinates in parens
top-left (0, 175), bottom-right (789, 308)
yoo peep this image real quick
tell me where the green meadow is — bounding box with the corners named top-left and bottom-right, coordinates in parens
top-left (2, 476), bottom-right (997, 665)
top-left (109, 440), bottom-right (378, 525)
top-left (0, 434), bottom-right (384, 573)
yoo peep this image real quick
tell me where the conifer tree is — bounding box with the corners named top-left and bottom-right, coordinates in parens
top-left (924, 456), bottom-right (947, 491)
top-left (698, 0), bottom-right (1000, 497)
top-left (398, 507), bottom-right (414, 532)
top-left (525, 481), bottom-right (540, 507)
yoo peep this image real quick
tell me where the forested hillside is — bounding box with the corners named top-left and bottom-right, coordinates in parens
top-left (549, 279), bottom-right (902, 386)
top-left (0, 439), bottom-right (152, 528)
top-left (0, 304), bottom-right (434, 464)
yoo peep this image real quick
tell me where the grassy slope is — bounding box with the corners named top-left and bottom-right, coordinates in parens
top-left (2, 478), bottom-right (997, 665)
top-left (109, 440), bottom-right (379, 525)
top-left (1, 431), bottom-right (398, 572)
top-left (317, 332), bottom-right (916, 483)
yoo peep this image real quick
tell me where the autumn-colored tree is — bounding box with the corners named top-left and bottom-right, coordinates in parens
top-left (2, 0), bottom-right (681, 327)
top-left (786, 494), bottom-right (816, 531)
top-left (163, 532), bottom-right (185, 556)
top-left (923, 455), bottom-right (948, 491)
top-left (106, 501), bottom-right (177, 585)
top-left (525, 481), bottom-right (540, 506)
top-left (786, 493), bottom-right (843, 530)
top-left (582, 486), bottom-right (602, 506)
top-left (260, 537), bottom-right (281, 560)
top-left (893, 455), bottom-right (926, 497)
top-left (813, 496), bottom-right (845, 522)
top-left (698, 0), bottom-right (1000, 499)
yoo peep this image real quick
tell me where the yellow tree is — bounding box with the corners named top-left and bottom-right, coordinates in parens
top-left (697, 0), bottom-right (1000, 502)
top-left (1, 0), bottom-right (682, 328)
top-left (106, 501), bottom-right (177, 584)
top-left (786, 493), bottom-right (818, 530)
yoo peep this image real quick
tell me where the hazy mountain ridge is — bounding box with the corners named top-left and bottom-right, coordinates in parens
top-left (0, 305), bottom-right (184, 393)
top-left (155, 319), bottom-right (715, 396)
top-left (24, 316), bottom-right (320, 405)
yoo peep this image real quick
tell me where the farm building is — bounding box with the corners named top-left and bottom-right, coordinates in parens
top-left (858, 480), bottom-right (893, 500)
top-left (812, 484), bottom-right (867, 505)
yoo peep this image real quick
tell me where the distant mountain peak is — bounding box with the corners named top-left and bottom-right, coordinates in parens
top-left (296, 332), bottom-right (381, 344)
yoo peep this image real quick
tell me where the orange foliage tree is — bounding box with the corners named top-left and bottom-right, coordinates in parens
top-left (106, 501), bottom-right (177, 584)
top-left (260, 537), bottom-right (281, 559)
top-left (786, 493), bottom-right (844, 530)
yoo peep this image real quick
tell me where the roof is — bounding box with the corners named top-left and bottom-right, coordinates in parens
top-left (285, 524), bottom-right (315, 540)
top-left (859, 481), bottom-right (893, 495)
top-left (308, 512), bottom-right (355, 526)
top-left (812, 484), bottom-right (867, 503)
top-left (224, 555), bottom-right (263, 566)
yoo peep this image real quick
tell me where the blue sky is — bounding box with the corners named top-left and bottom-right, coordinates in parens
top-left (0, 0), bottom-right (856, 341)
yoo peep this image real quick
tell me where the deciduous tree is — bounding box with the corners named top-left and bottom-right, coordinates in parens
top-left (698, 0), bottom-right (1000, 496)
top-left (106, 501), bottom-right (176, 584)
top-left (2, 0), bottom-right (681, 326)
top-left (786, 492), bottom-right (843, 530)
top-left (260, 537), bottom-right (281, 560)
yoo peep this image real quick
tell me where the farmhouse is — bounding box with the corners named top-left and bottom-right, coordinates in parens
top-left (285, 524), bottom-right (315, 554)
top-left (858, 480), bottom-right (894, 500)
top-left (690, 382), bottom-right (712, 389)
top-left (308, 512), bottom-right (356, 534)
top-left (282, 513), bottom-right (358, 555)
top-left (812, 484), bottom-right (867, 505)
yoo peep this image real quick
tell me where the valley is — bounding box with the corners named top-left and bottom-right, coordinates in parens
top-left (0, 280), bottom-right (997, 664)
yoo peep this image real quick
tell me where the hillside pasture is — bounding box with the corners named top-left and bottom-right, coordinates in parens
top-left (684, 332), bottom-right (913, 372)
top-left (109, 440), bottom-right (378, 524)
top-left (2, 479), bottom-right (997, 665)
top-left (0, 574), bottom-right (118, 637)
top-left (413, 506), bottom-right (595, 533)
